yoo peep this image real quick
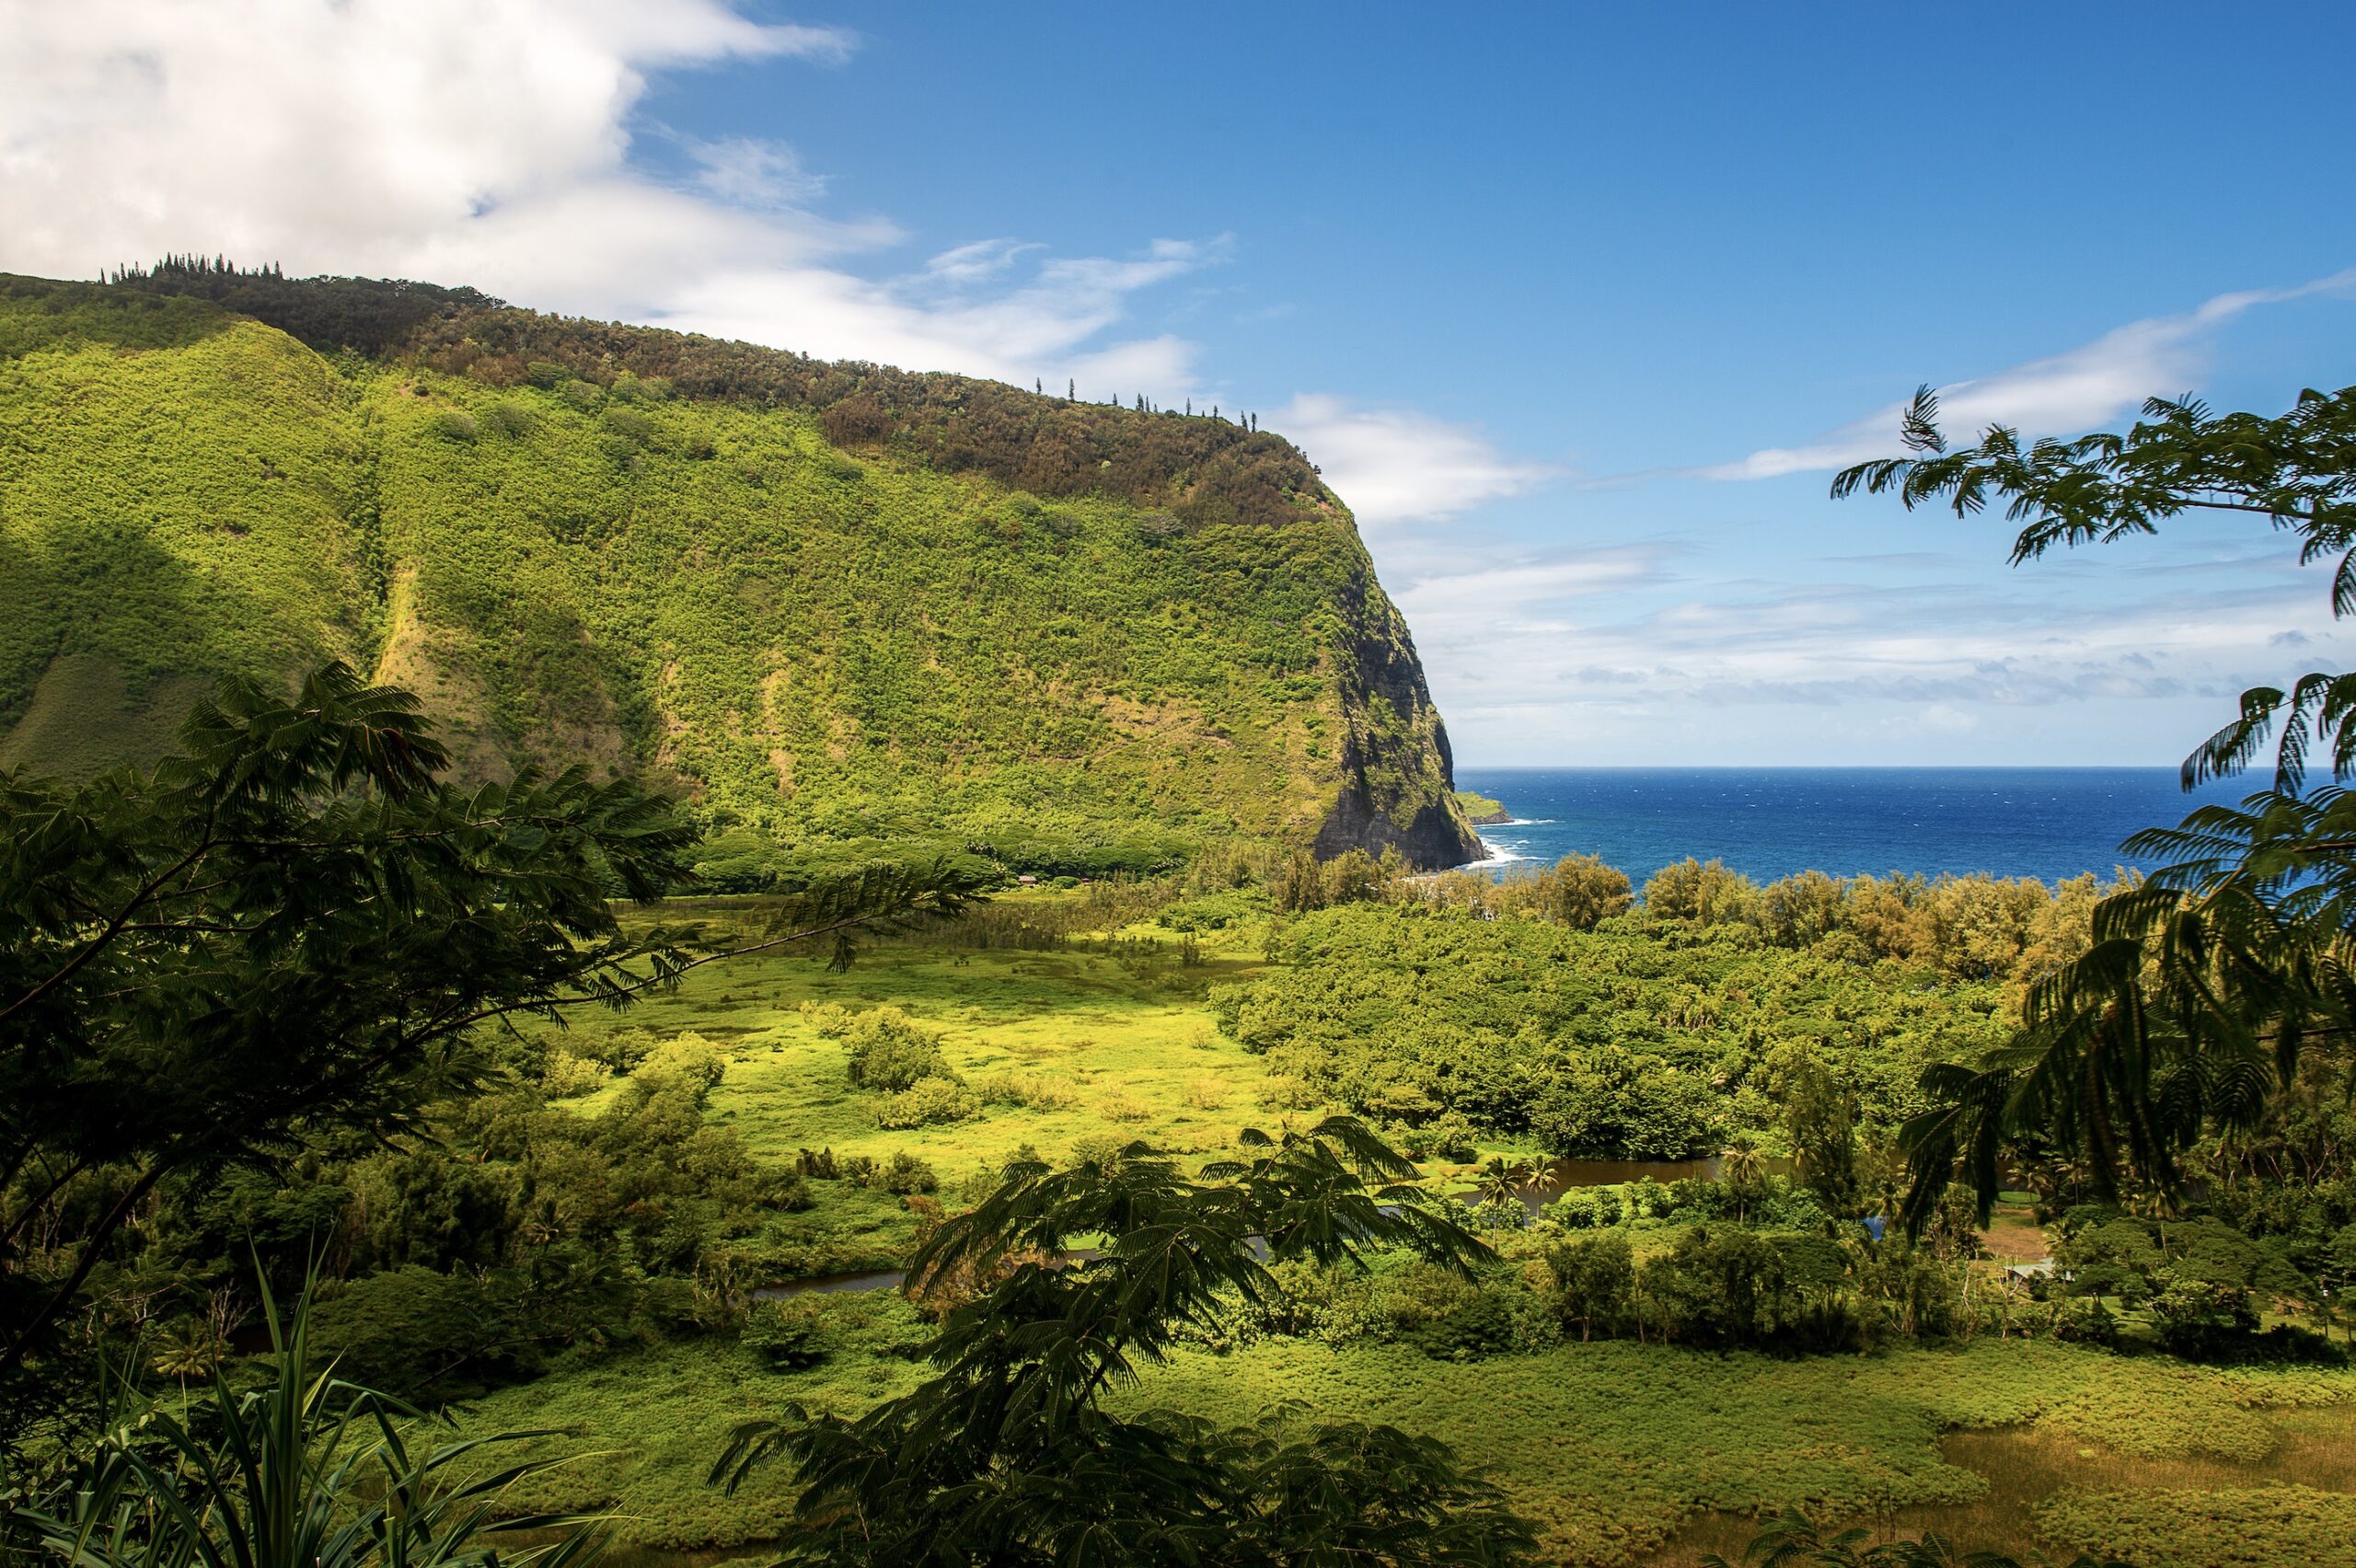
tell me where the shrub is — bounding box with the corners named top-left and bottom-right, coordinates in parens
top-left (309, 1267), bottom-right (531, 1401)
top-left (741, 1297), bottom-right (835, 1370)
top-left (1546, 1231), bottom-right (1635, 1341)
top-left (479, 399), bottom-right (536, 438)
top-left (1637, 1227), bottom-right (1797, 1347)
top-left (800, 1001), bottom-right (854, 1038)
top-left (871, 1151), bottom-right (939, 1194)
top-left (1183, 1078), bottom-right (1226, 1110)
top-left (431, 409), bottom-right (478, 442)
top-left (635, 1032), bottom-right (725, 1099)
top-left (845, 1007), bottom-right (954, 1093)
top-left (541, 1050), bottom-right (608, 1099)
top-left (876, 1077), bottom-right (980, 1129)
top-left (2151, 1278), bottom-right (2261, 1361)
top-left (1098, 1090), bottom-right (1149, 1123)
top-left (1409, 1288), bottom-right (1542, 1361)
top-left (975, 1072), bottom-right (1077, 1112)
top-left (604, 407), bottom-right (656, 444)
top-left (1068, 1134), bottom-right (1131, 1171)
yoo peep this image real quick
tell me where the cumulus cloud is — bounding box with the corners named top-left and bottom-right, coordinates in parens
top-left (1706, 270), bottom-right (2356, 481)
top-left (1268, 394), bottom-right (1560, 527)
top-left (0, 0), bottom-right (1225, 391)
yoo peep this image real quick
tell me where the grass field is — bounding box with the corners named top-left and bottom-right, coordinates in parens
top-left (533, 893), bottom-right (1351, 1274)
top-left (470, 892), bottom-right (2356, 1567)
top-left (461, 1323), bottom-right (2356, 1566)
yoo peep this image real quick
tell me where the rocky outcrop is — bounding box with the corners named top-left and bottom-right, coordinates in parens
top-left (1311, 552), bottom-right (1485, 870)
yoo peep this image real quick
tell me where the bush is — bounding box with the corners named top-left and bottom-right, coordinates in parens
top-left (2151, 1278), bottom-right (2261, 1361)
top-left (541, 1049), bottom-right (608, 1098)
top-left (2051, 1295), bottom-right (2123, 1348)
top-left (635, 1032), bottom-right (725, 1098)
top-left (309, 1267), bottom-right (532, 1401)
top-left (800, 1001), bottom-right (854, 1038)
top-left (604, 407), bottom-right (657, 444)
top-left (741, 1297), bottom-right (835, 1370)
top-left (1637, 1227), bottom-right (1797, 1347)
top-left (845, 1007), bottom-right (954, 1093)
top-left (876, 1077), bottom-right (979, 1129)
top-left (871, 1151), bottom-right (939, 1195)
top-left (431, 409), bottom-right (479, 442)
top-left (1098, 1090), bottom-right (1149, 1123)
top-left (1410, 1289), bottom-right (1533, 1361)
top-left (479, 399), bottom-right (536, 438)
top-left (975, 1073), bottom-right (1077, 1112)
top-left (1546, 1231), bottom-right (1636, 1341)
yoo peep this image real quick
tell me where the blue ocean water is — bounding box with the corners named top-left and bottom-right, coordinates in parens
top-left (1450, 767), bottom-right (2255, 884)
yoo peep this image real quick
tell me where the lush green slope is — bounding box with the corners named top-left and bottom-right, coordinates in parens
top-left (0, 269), bottom-right (1478, 867)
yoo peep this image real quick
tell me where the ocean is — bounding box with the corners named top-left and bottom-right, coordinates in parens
top-left (1450, 767), bottom-right (2257, 885)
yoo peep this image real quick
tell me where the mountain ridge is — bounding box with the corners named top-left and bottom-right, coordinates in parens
top-left (0, 265), bottom-right (1481, 870)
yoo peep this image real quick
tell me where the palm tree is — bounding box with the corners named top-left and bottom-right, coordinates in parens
top-left (1721, 1144), bottom-right (1767, 1223)
top-left (145, 1316), bottom-right (229, 1385)
top-left (18, 1277), bottom-right (606, 1568)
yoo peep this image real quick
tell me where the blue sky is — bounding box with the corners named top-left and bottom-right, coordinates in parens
top-left (6, 1), bottom-right (2354, 764)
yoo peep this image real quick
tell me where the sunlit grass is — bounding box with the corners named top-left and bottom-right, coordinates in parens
top-left (461, 1320), bottom-right (2355, 1565)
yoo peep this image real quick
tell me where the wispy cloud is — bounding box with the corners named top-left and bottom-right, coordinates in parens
top-left (1390, 525), bottom-right (2350, 763)
top-left (1704, 270), bottom-right (2356, 481)
top-left (1269, 395), bottom-right (1560, 527)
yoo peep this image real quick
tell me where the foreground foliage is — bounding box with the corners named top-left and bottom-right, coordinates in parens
top-left (7, 1280), bottom-right (606, 1568)
top-left (0, 670), bottom-right (985, 1441)
top-left (1834, 386), bottom-right (2356, 1226)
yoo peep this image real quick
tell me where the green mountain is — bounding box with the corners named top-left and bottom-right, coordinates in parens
top-left (0, 264), bottom-right (1480, 870)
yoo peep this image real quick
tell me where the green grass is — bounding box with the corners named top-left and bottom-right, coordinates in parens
top-left (534, 893), bottom-right (1321, 1273)
top-left (466, 895), bottom-right (2356, 1566)
top-left (459, 1325), bottom-right (2356, 1565)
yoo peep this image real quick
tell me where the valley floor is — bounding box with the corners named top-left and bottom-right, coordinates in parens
top-left (482, 894), bottom-right (2356, 1568)
top-left (466, 1330), bottom-right (2356, 1567)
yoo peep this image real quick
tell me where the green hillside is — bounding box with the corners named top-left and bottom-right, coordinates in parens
top-left (0, 267), bottom-right (1479, 870)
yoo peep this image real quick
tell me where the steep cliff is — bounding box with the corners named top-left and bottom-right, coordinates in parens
top-left (0, 266), bottom-right (1482, 869)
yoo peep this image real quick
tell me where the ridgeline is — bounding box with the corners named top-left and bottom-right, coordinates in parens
top-left (0, 261), bottom-right (1480, 871)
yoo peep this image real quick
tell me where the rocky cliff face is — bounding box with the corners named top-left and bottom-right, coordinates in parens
top-left (0, 267), bottom-right (1480, 868)
top-left (1311, 560), bottom-right (1484, 869)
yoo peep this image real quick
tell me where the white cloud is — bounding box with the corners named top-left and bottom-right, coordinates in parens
top-left (1707, 269), bottom-right (2356, 481)
top-left (1385, 523), bottom-right (2352, 764)
top-left (1393, 550), bottom-right (1661, 625)
top-left (0, 0), bottom-right (1223, 392)
top-left (683, 136), bottom-right (826, 208)
top-left (1268, 394), bottom-right (1559, 527)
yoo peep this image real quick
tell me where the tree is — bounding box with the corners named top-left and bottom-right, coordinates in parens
top-left (1832, 387), bottom-right (2356, 1224)
top-left (711, 1118), bottom-right (1534, 1565)
top-left (1781, 1056), bottom-right (1859, 1216)
top-left (0, 665), bottom-right (988, 1430)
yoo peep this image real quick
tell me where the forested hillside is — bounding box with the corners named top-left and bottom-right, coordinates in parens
top-left (0, 264), bottom-right (1478, 870)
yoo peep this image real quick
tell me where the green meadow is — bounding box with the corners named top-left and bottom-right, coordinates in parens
top-left (464, 1321), bottom-right (2356, 1567)
top-left (458, 889), bottom-right (2356, 1568)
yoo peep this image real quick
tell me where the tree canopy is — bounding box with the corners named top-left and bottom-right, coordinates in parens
top-left (1833, 387), bottom-right (2356, 1223)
